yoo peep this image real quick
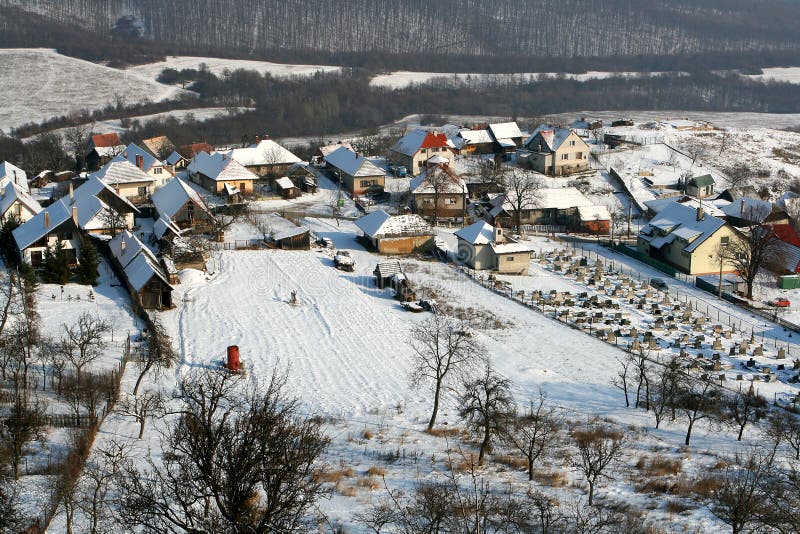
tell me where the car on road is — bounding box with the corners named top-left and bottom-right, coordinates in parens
top-left (649, 278), bottom-right (668, 291)
top-left (770, 297), bottom-right (791, 308)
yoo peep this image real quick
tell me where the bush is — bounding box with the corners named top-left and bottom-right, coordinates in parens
top-left (41, 240), bottom-right (71, 285)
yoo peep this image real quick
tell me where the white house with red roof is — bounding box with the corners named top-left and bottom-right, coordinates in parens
top-left (388, 129), bottom-right (456, 176)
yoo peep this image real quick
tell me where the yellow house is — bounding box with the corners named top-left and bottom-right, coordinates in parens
top-left (0, 183), bottom-right (42, 223)
top-left (93, 160), bottom-right (156, 205)
top-left (637, 202), bottom-right (741, 276)
top-left (187, 151), bottom-right (258, 200)
top-left (455, 220), bottom-right (533, 275)
top-left (521, 126), bottom-right (590, 176)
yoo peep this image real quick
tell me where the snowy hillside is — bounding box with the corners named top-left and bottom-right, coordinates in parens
top-left (127, 56), bottom-right (342, 81)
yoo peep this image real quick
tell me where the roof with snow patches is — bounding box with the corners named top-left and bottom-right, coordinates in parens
top-left (324, 146), bottom-right (385, 178)
top-left (354, 209), bottom-right (433, 239)
top-left (391, 130), bottom-right (455, 157)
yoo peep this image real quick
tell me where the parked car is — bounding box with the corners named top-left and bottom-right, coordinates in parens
top-left (770, 297), bottom-right (791, 308)
top-left (333, 250), bottom-right (355, 272)
top-left (394, 165), bottom-right (407, 177)
top-left (650, 278), bottom-right (668, 291)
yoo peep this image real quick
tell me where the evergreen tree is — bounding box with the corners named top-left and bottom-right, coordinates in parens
top-left (75, 240), bottom-right (100, 286)
top-left (41, 240), bottom-right (70, 285)
top-left (0, 217), bottom-right (21, 268)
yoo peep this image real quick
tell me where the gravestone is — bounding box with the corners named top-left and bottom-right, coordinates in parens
top-left (778, 347), bottom-right (787, 359)
top-left (712, 338), bottom-right (723, 350)
top-left (754, 345), bottom-right (764, 357)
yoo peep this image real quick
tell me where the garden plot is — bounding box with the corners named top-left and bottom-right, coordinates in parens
top-left (491, 248), bottom-right (800, 407)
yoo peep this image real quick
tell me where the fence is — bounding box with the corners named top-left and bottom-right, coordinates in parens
top-left (520, 224), bottom-right (567, 235)
top-left (606, 241), bottom-right (677, 277)
top-left (210, 239), bottom-right (269, 251)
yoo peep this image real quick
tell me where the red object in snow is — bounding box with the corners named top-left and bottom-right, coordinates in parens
top-left (227, 345), bottom-right (240, 371)
top-left (772, 297), bottom-right (791, 308)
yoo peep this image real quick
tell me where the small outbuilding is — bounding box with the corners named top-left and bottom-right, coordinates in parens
top-left (274, 225), bottom-right (310, 250)
top-left (454, 220), bottom-right (533, 274)
top-left (276, 176), bottom-right (301, 199)
top-left (374, 260), bottom-right (403, 289)
top-left (354, 210), bottom-right (434, 254)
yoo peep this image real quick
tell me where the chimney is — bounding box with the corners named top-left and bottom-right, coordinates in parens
top-left (494, 221), bottom-right (505, 243)
top-left (69, 181), bottom-right (74, 201)
top-left (136, 154), bottom-right (144, 169)
top-left (741, 199), bottom-right (746, 215)
top-left (12, 170), bottom-right (17, 185)
top-left (0, 185), bottom-right (5, 198)
top-left (71, 206), bottom-right (78, 226)
top-left (121, 239), bottom-right (126, 252)
top-left (44, 211), bottom-right (50, 228)
top-left (696, 206), bottom-right (704, 221)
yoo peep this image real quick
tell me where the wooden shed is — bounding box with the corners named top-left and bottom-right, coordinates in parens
top-left (276, 177), bottom-right (301, 199)
top-left (275, 226), bottom-right (310, 250)
top-left (374, 260), bottom-right (403, 289)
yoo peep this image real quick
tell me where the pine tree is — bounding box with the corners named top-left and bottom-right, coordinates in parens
top-left (42, 241), bottom-right (70, 285)
top-left (0, 217), bottom-right (21, 267)
top-left (75, 241), bottom-right (100, 286)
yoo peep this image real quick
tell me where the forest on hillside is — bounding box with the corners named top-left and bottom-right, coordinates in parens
top-left (2, 0), bottom-right (800, 71)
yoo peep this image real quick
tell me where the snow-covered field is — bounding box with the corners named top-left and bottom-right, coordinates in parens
top-left (127, 55), bottom-right (342, 81)
top-left (744, 67), bottom-right (800, 84)
top-left (0, 49), bottom-right (190, 133)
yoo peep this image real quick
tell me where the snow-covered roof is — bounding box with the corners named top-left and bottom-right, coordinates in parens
top-left (319, 143), bottom-right (354, 157)
top-left (455, 220), bottom-right (495, 245)
top-left (391, 130), bottom-right (455, 157)
top-left (275, 177), bottom-right (297, 190)
top-left (112, 143), bottom-right (163, 173)
top-left (491, 241), bottom-right (534, 254)
top-left (142, 136), bottom-right (173, 157)
top-left (188, 152), bottom-right (257, 182)
top-left (72, 175), bottom-right (138, 213)
top-left (410, 165), bottom-right (468, 195)
top-left (124, 252), bottom-right (171, 292)
top-left (453, 129), bottom-right (493, 149)
top-left (228, 140), bottom-right (302, 167)
top-left (504, 187), bottom-right (592, 212)
top-left (154, 216), bottom-right (184, 240)
top-left (0, 162), bottom-right (28, 193)
top-left (639, 202), bottom-right (727, 253)
top-left (274, 225), bottom-right (310, 241)
top-left (524, 125), bottom-right (578, 152)
top-left (488, 122), bottom-right (523, 141)
top-left (152, 178), bottom-right (211, 220)
top-left (93, 160), bottom-right (155, 185)
top-left (577, 205), bottom-right (612, 222)
top-left (109, 230), bottom-right (157, 269)
top-left (324, 146), bottom-right (385, 178)
top-left (645, 196), bottom-right (726, 218)
top-left (166, 151), bottom-right (186, 166)
top-left (0, 182), bottom-right (41, 218)
top-left (721, 197), bottom-right (773, 223)
top-left (354, 210), bottom-right (432, 238)
top-left (12, 199), bottom-right (73, 251)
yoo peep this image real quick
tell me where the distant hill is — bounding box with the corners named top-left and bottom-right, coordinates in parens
top-left (2, 0), bottom-right (800, 69)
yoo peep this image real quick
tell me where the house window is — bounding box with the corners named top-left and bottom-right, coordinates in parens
top-left (576, 152), bottom-right (583, 159)
top-left (153, 167), bottom-right (163, 175)
top-left (506, 256), bottom-right (515, 261)
top-left (361, 180), bottom-right (377, 187)
top-left (60, 232), bottom-right (72, 241)
top-left (720, 236), bottom-right (730, 245)
top-left (239, 182), bottom-right (246, 191)
top-left (445, 198), bottom-right (457, 205)
top-left (138, 186), bottom-right (148, 197)
top-left (570, 140), bottom-right (576, 146)
top-left (30, 250), bottom-right (43, 267)
top-left (561, 154), bottom-right (569, 160)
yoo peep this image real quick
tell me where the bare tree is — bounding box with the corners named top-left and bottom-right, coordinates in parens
top-left (650, 357), bottom-right (682, 429)
top-left (503, 393), bottom-right (561, 480)
top-left (79, 440), bottom-right (130, 534)
top-left (132, 318), bottom-right (177, 396)
top-left (500, 169), bottom-right (542, 232)
top-left (570, 420), bottom-right (626, 506)
top-left (116, 390), bottom-right (165, 439)
top-left (0, 392), bottom-right (46, 480)
top-left (419, 164), bottom-right (463, 226)
top-left (611, 355), bottom-right (633, 408)
top-left (709, 451), bottom-right (769, 534)
top-left (766, 410), bottom-right (800, 461)
top-left (117, 368), bottom-right (330, 533)
top-left (353, 499), bottom-right (399, 534)
top-left (723, 385), bottom-right (768, 442)
top-left (409, 315), bottom-right (483, 430)
top-left (62, 312), bottom-right (110, 381)
top-left (97, 207), bottom-right (128, 237)
top-left (676, 371), bottom-right (721, 446)
top-left (717, 207), bottom-right (783, 300)
top-left (458, 363), bottom-right (514, 466)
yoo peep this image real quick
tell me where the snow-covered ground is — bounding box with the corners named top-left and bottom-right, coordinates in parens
top-left (0, 49), bottom-right (190, 133)
top-left (744, 67), bottom-right (800, 84)
top-left (127, 56), bottom-right (342, 81)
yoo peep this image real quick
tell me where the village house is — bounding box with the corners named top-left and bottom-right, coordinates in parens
top-left (519, 126), bottom-right (590, 176)
top-left (388, 130), bottom-right (456, 176)
top-left (644, 196), bottom-right (726, 220)
top-left (12, 199), bottom-right (81, 267)
top-left (637, 202), bottom-right (741, 276)
top-left (0, 161), bottom-right (29, 193)
top-left (92, 160), bottom-right (156, 205)
top-left (113, 143), bottom-right (171, 187)
top-left (685, 174), bottom-right (716, 198)
top-left (721, 197), bottom-right (789, 228)
top-left (410, 162), bottom-right (468, 222)
top-left (68, 176), bottom-right (139, 234)
top-left (324, 146), bottom-right (386, 195)
top-left (228, 138), bottom-right (303, 179)
top-left (354, 209), bottom-right (435, 254)
top-left (487, 122), bottom-right (526, 153)
top-left (109, 230), bottom-right (173, 310)
top-left (165, 151), bottom-right (189, 171)
top-left (284, 163), bottom-right (317, 193)
top-left (187, 151), bottom-right (258, 201)
top-left (317, 142), bottom-right (354, 161)
top-left (716, 186), bottom-right (759, 203)
top-left (141, 136), bottom-right (175, 159)
top-left (452, 129), bottom-right (495, 155)
top-left (151, 178), bottom-right (215, 238)
top-left (178, 142), bottom-right (215, 159)
top-left (0, 182), bottom-right (41, 223)
top-left (454, 220), bottom-right (533, 274)
top-left (86, 133), bottom-right (124, 170)
top-left (491, 187), bottom-right (608, 232)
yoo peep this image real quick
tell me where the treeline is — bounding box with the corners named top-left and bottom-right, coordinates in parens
top-left (4, 0), bottom-right (800, 72)
top-left (83, 70), bottom-right (800, 148)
